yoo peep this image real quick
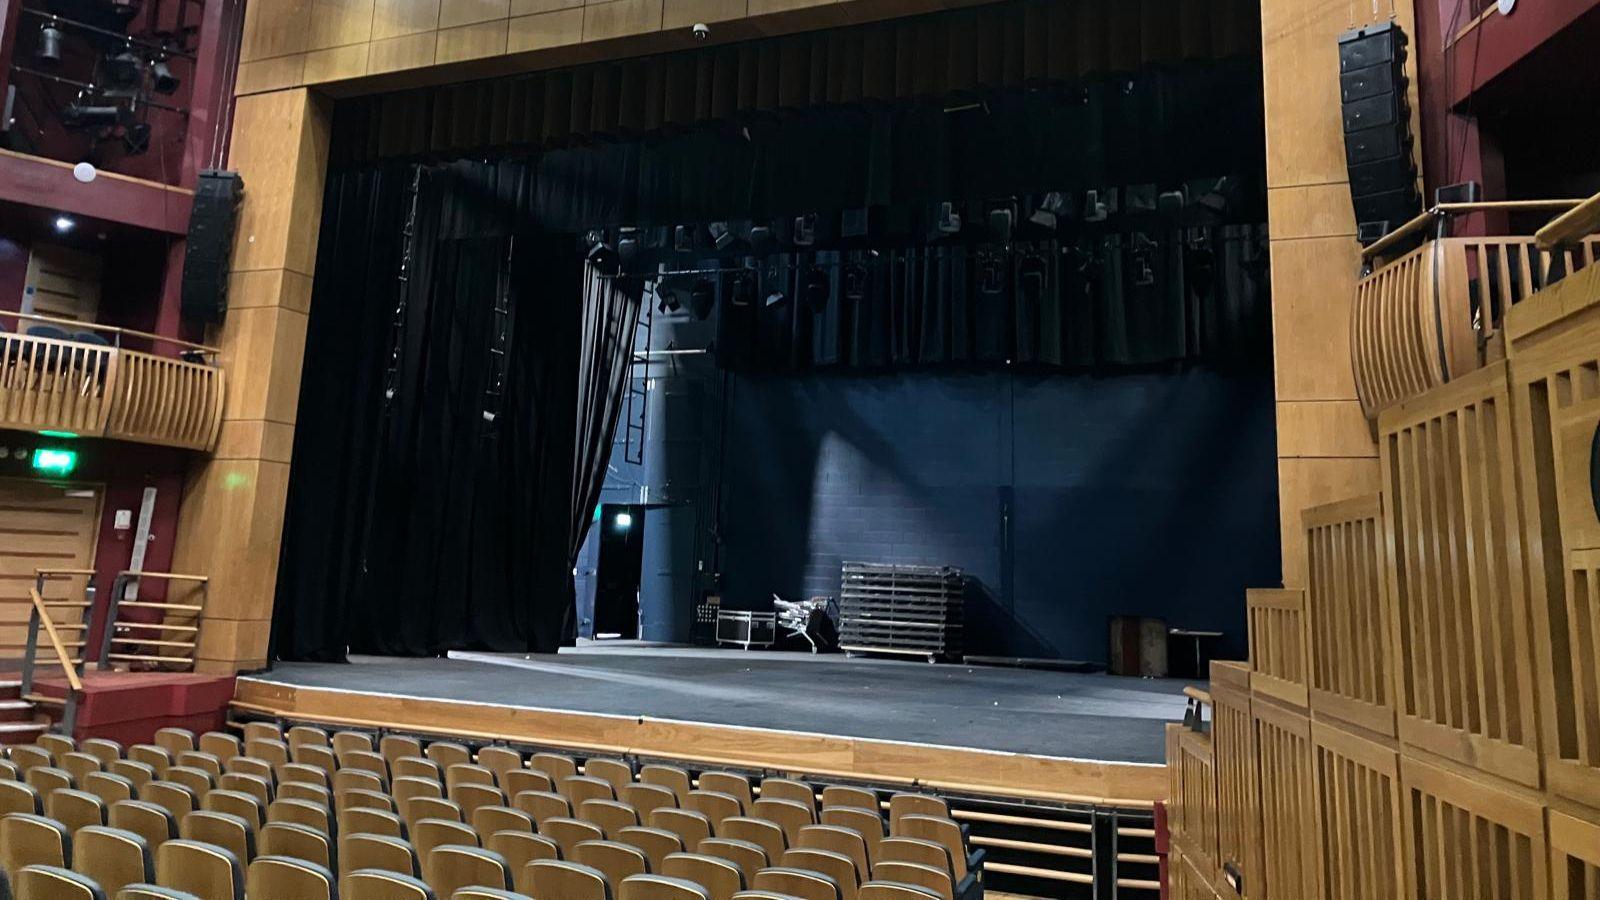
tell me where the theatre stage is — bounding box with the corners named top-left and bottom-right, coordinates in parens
top-left (232, 644), bottom-right (1190, 804)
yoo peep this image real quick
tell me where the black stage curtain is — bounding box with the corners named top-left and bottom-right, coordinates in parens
top-left (330, 0), bottom-right (1259, 166)
top-left (273, 163), bottom-right (591, 660)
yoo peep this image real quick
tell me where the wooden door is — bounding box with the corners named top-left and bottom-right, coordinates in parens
top-left (0, 478), bottom-right (100, 661)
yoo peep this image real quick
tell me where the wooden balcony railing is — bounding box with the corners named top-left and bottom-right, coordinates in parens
top-left (1351, 200), bottom-right (1600, 420)
top-left (0, 312), bottom-right (224, 451)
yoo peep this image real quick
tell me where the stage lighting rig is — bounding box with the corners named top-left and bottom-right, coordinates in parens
top-left (150, 57), bottom-right (180, 95)
top-left (104, 43), bottom-right (143, 86)
top-left (587, 232), bottom-right (621, 276)
top-left (36, 20), bottom-right (65, 65)
top-left (802, 266), bottom-right (829, 313)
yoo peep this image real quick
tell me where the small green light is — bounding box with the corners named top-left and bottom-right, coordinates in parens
top-left (31, 448), bottom-right (78, 477)
top-left (38, 430), bottom-right (78, 439)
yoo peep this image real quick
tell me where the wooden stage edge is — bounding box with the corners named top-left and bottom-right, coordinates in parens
top-left (232, 678), bottom-right (1165, 807)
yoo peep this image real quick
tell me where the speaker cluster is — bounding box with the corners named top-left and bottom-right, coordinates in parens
top-left (1338, 21), bottom-right (1421, 244)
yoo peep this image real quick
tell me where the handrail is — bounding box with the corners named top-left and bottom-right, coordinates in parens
top-left (1182, 686), bottom-right (1213, 706)
top-left (0, 309), bottom-right (220, 355)
top-left (1362, 199), bottom-right (1590, 262)
top-left (1536, 190), bottom-right (1600, 251)
top-left (99, 570), bottom-right (209, 672)
top-left (28, 586), bottom-right (83, 692)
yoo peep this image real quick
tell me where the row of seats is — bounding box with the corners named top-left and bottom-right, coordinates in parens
top-left (2, 725), bottom-right (983, 900)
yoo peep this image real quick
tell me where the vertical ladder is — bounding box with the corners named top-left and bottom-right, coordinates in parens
top-left (622, 292), bottom-right (654, 466)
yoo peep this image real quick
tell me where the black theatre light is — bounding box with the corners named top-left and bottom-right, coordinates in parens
top-left (105, 45), bottom-right (143, 86)
top-left (62, 100), bottom-right (132, 129)
top-left (729, 269), bottom-right (757, 306)
top-left (122, 121), bottom-right (151, 155)
top-left (587, 233), bottom-right (620, 276)
top-left (709, 221), bottom-right (734, 250)
top-left (793, 214), bottom-right (817, 247)
top-left (151, 58), bottom-right (180, 95)
top-left (674, 225), bottom-right (695, 253)
top-left (37, 21), bottom-right (64, 66)
top-left (802, 266), bottom-right (829, 313)
top-left (748, 225), bottom-right (774, 255)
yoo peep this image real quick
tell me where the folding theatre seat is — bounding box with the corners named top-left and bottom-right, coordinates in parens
top-left (501, 771), bottom-right (553, 798)
top-left (242, 740), bottom-right (288, 770)
top-left (526, 860), bottom-right (611, 900)
top-left (752, 867), bottom-right (840, 900)
top-left (404, 797), bottom-right (462, 831)
top-left (696, 774), bottom-right (752, 813)
top-left (890, 816), bottom-right (980, 899)
top-left (717, 820), bottom-right (784, 867)
top-left (38, 735), bottom-right (76, 758)
top-left (582, 759), bottom-right (633, 796)
top-left (0, 781), bottom-right (41, 816)
top-left (245, 856), bottom-right (335, 900)
top-left (619, 784), bottom-right (677, 821)
top-left (541, 817), bottom-right (604, 859)
top-left (339, 807), bottom-right (406, 840)
top-left (470, 805), bottom-right (533, 838)
top-left (429, 845), bottom-right (512, 898)
top-left (695, 839), bottom-right (767, 886)
top-left (180, 812), bottom-right (256, 866)
top-left (277, 763), bottom-right (330, 790)
top-left (198, 733), bottom-right (242, 763)
top-left (616, 827), bottom-right (682, 872)
top-left (338, 833), bottom-right (419, 879)
top-left (858, 883), bottom-right (941, 900)
top-left (796, 827), bottom-right (869, 884)
top-left (80, 739), bottom-right (123, 767)
top-left (15, 865), bottom-right (106, 900)
top-left (286, 726), bottom-right (330, 751)
top-left (530, 754), bottom-right (578, 784)
top-left (751, 799), bottom-right (813, 846)
top-left (153, 730), bottom-right (196, 757)
top-left (884, 797), bottom-right (945, 830)
top-left (648, 809), bottom-right (711, 850)
top-left (580, 799), bottom-right (640, 839)
top-left (139, 782), bottom-right (197, 821)
top-left (60, 752), bottom-right (104, 784)
top-left (334, 769), bottom-right (387, 796)
top-left (0, 758), bottom-right (19, 781)
top-left (222, 755), bottom-right (273, 783)
top-left (511, 791), bottom-right (568, 828)
top-left (241, 722), bottom-right (283, 746)
top-left (164, 768), bottom-right (215, 801)
top-left (201, 791), bottom-right (263, 830)
top-left (572, 840), bottom-right (648, 885)
top-left (379, 735), bottom-right (424, 768)
top-left (757, 780), bottom-right (816, 817)
top-left (0, 813), bottom-right (71, 881)
top-left (74, 826), bottom-right (155, 897)
top-left (175, 753), bottom-right (223, 780)
top-left (869, 863), bottom-right (951, 900)
top-left (337, 788), bottom-right (396, 816)
top-left (662, 852), bottom-right (745, 900)
top-left (414, 818), bottom-right (481, 882)
top-left (394, 758), bottom-right (443, 783)
top-left (45, 789), bottom-right (104, 831)
top-left (445, 765), bottom-right (496, 795)
top-left (154, 839), bottom-right (243, 900)
top-left (215, 775), bottom-right (270, 809)
top-left (425, 743), bottom-right (472, 772)
top-left (818, 788), bottom-right (877, 814)
top-left (109, 801), bottom-right (178, 851)
top-left (11, 746), bottom-right (54, 772)
top-left (338, 752), bottom-right (390, 785)
top-left (474, 748), bottom-right (522, 787)
top-left (817, 810), bottom-right (882, 868)
top-left (484, 832), bottom-right (557, 894)
top-left (782, 849), bottom-right (859, 900)
top-left (84, 773), bottom-right (136, 807)
top-left (562, 776), bottom-right (615, 806)
top-left (109, 762), bottom-right (157, 792)
top-left (618, 874), bottom-right (711, 900)
top-left (685, 792), bottom-right (740, 832)
top-left (331, 731), bottom-right (375, 756)
top-left (25, 767), bottom-right (74, 800)
top-left (258, 821), bottom-right (332, 870)
top-left (638, 766), bottom-right (691, 805)
top-left (342, 869), bottom-right (436, 900)
top-left (452, 889), bottom-right (532, 900)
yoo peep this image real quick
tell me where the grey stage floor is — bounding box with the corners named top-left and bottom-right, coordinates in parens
top-left (248, 644), bottom-right (1193, 764)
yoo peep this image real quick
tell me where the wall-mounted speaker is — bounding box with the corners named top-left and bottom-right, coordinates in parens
top-left (1338, 21), bottom-right (1420, 244)
top-left (181, 170), bottom-right (244, 324)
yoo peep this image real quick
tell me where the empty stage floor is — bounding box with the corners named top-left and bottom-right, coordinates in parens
top-left (240, 645), bottom-right (1188, 766)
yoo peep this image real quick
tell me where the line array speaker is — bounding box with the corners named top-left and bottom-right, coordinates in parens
top-left (1338, 21), bottom-right (1420, 244)
top-left (181, 169), bottom-right (245, 324)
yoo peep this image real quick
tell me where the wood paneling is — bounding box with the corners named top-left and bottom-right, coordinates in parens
top-left (1506, 268), bottom-right (1600, 813)
top-left (1550, 810), bottom-right (1600, 900)
top-left (1252, 698), bottom-right (1320, 900)
top-left (1399, 756), bottom-right (1548, 900)
top-left (0, 479), bottom-right (98, 656)
top-left (1211, 662), bottom-right (1260, 900)
top-left (1247, 589), bottom-right (1308, 708)
top-left (1304, 494), bottom-right (1396, 736)
top-left (1379, 361), bottom-right (1541, 788)
top-left (0, 332), bottom-right (117, 436)
top-left (1278, 457), bottom-right (1383, 588)
top-left (1311, 721), bottom-right (1403, 900)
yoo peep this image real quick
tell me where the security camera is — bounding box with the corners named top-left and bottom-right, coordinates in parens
top-left (692, 23), bottom-right (710, 41)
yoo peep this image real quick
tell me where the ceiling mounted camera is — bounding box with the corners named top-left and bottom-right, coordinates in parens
top-left (692, 23), bottom-right (710, 41)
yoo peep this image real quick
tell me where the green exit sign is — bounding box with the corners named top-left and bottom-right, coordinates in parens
top-left (32, 448), bottom-right (78, 477)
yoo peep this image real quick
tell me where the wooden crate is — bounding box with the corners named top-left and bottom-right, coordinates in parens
top-left (1247, 589), bottom-right (1308, 708)
top-left (1378, 360), bottom-right (1541, 788)
top-left (1252, 698), bottom-right (1321, 900)
top-left (1505, 270), bottom-right (1600, 812)
top-left (1211, 662), bottom-right (1260, 899)
top-left (1311, 721), bottom-right (1404, 900)
top-left (1399, 755), bottom-right (1548, 900)
top-left (1304, 494), bottom-right (1397, 736)
top-left (1549, 809), bottom-right (1600, 900)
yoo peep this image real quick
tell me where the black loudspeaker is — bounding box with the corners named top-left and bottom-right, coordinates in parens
top-left (1338, 22), bottom-right (1420, 244)
top-left (181, 170), bottom-right (245, 324)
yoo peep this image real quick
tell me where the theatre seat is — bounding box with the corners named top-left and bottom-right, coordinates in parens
top-left (885, 798), bottom-right (945, 830)
top-left (582, 759), bottom-right (632, 795)
top-left (82, 741), bottom-right (123, 768)
top-left (339, 789), bottom-right (397, 816)
top-left (404, 798), bottom-right (463, 830)
top-left (241, 742), bottom-right (287, 770)
top-left (335, 770), bottom-right (387, 796)
top-left (413, 819), bottom-right (480, 879)
top-left (339, 752), bottom-right (389, 784)
top-left (817, 811), bottom-right (881, 867)
top-left (562, 776), bottom-right (615, 806)
top-left (202, 792), bottom-right (263, 830)
top-left (750, 800), bottom-right (812, 846)
top-left (0, 781), bottom-right (42, 816)
top-left (469, 806), bottom-right (531, 838)
top-left (857, 883), bottom-right (940, 900)
top-left (60, 753), bottom-right (104, 785)
top-left (618, 874), bottom-right (710, 900)
top-left (796, 828), bottom-right (867, 883)
top-left (340, 808), bottom-right (406, 842)
top-left (332, 732), bottom-right (374, 756)
top-left (241, 724), bottom-right (282, 746)
top-left (286, 727), bottom-right (328, 751)
top-left (752, 868), bottom-right (838, 900)
top-left (648, 809), bottom-right (711, 850)
top-left (109, 801), bottom-right (179, 850)
top-left (394, 777), bottom-right (444, 807)
top-left (83, 774), bottom-right (136, 807)
top-left (696, 775), bottom-right (751, 813)
top-left (73, 827), bottom-right (154, 897)
top-left (269, 798), bottom-right (334, 835)
top-left (109, 763), bottom-right (157, 793)
top-left (887, 817), bottom-right (979, 892)
top-left (817, 789), bottom-right (876, 814)
top-left (542, 818), bottom-right (604, 858)
top-left (572, 841), bottom-right (647, 886)
top-left (245, 856), bottom-right (335, 900)
top-left (499, 772), bottom-right (553, 798)
top-left (0, 813), bottom-right (72, 880)
top-left (26, 767), bottom-right (74, 800)
top-left (162, 768), bottom-right (212, 801)
top-left (425, 744), bottom-right (472, 772)
top-left (717, 820), bottom-right (783, 866)
top-left (16, 864), bottom-right (106, 900)
top-left (483, 832), bottom-right (556, 894)
top-left (695, 840), bottom-right (766, 886)
top-left (176, 754), bottom-right (222, 780)
top-left (215, 776), bottom-right (270, 809)
top-left (9, 747), bottom-right (52, 772)
top-left (338, 834), bottom-right (418, 879)
top-left (180, 812), bottom-right (255, 866)
top-left (198, 735), bottom-right (241, 764)
top-left (661, 853), bottom-right (743, 900)
top-left (425, 845), bottom-right (511, 898)
top-left (0, 759), bottom-right (18, 781)
top-left (619, 785), bottom-right (677, 821)
top-left (526, 860), bottom-right (610, 900)
top-left (155, 839), bottom-right (243, 900)
top-left (685, 792), bottom-right (740, 831)
top-left (342, 870), bottom-right (435, 900)
top-left (139, 782), bottom-right (197, 821)
top-left (615, 827), bottom-right (681, 872)
top-left (115, 885), bottom-right (204, 900)
top-left (153, 730), bottom-right (196, 757)
top-left (529, 755), bottom-right (577, 784)
top-left (37, 736), bottom-right (75, 758)
top-left (638, 767), bottom-right (691, 805)
top-left (278, 764), bottom-right (330, 790)
top-left (452, 785), bottom-right (504, 822)
top-left (473, 748), bottom-right (521, 788)
top-left (579, 799), bottom-right (639, 839)
top-left (757, 782), bottom-right (815, 817)
top-left (259, 821), bottom-right (332, 870)
top-left (780, 849), bottom-right (858, 900)
top-left (451, 889), bottom-right (530, 900)
top-left (394, 759), bottom-right (442, 783)
top-left (445, 766), bottom-right (496, 795)
top-left (866, 863), bottom-right (949, 900)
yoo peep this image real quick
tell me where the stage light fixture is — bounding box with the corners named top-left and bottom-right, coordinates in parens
top-left (793, 214), bottom-right (817, 247)
top-left (54, 216), bottom-right (76, 234)
top-left (675, 225), bottom-right (694, 252)
top-left (765, 289), bottom-right (786, 307)
top-left (617, 228), bottom-right (640, 268)
top-left (988, 206), bottom-right (1015, 243)
top-left (37, 21), bottom-right (64, 66)
top-left (105, 45), bottom-right (143, 86)
top-left (730, 270), bottom-right (757, 306)
top-left (122, 121), bottom-right (151, 155)
top-left (689, 278), bottom-right (715, 320)
top-left (936, 202), bottom-right (962, 234)
top-left (1029, 192), bottom-right (1066, 229)
top-left (587, 234), bottom-right (621, 276)
top-left (709, 221), bottom-right (734, 250)
top-left (748, 225), bottom-right (774, 255)
top-left (151, 58), bottom-right (180, 95)
top-left (1018, 254), bottom-right (1046, 304)
top-left (803, 266), bottom-right (829, 313)
top-left (62, 102), bottom-right (131, 129)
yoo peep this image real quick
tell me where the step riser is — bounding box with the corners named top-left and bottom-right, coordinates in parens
top-left (0, 705), bottom-right (34, 723)
top-left (0, 681), bottom-right (21, 702)
top-left (0, 724), bottom-right (47, 745)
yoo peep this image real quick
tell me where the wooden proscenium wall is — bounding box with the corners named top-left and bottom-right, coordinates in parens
top-left (189, 0), bottom-right (1358, 671)
top-left (1261, 0), bottom-right (1419, 586)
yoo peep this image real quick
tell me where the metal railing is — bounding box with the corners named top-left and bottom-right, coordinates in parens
top-left (98, 571), bottom-right (209, 671)
top-left (17, 568), bottom-right (95, 734)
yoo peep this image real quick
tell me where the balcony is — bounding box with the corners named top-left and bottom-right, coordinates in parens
top-left (0, 312), bottom-right (224, 452)
top-left (1351, 200), bottom-right (1600, 420)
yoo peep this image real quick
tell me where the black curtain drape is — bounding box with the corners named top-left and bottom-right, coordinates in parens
top-left (273, 163), bottom-right (592, 660)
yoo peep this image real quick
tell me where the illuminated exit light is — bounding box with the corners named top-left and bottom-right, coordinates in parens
top-left (39, 430), bottom-right (79, 439)
top-left (615, 512), bottom-right (633, 529)
top-left (32, 448), bottom-right (78, 477)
